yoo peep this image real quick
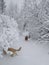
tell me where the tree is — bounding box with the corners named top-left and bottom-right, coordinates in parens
top-left (17, 0), bottom-right (41, 39)
top-left (17, 0), bottom-right (49, 41)
top-left (0, 14), bottom-right (19, 57)
top-left (6, 1), bottom-right (18, 20)
top-left (17, 0), bottom-right (35, 31)
top-left (0, 0), bottom-right (6, 14)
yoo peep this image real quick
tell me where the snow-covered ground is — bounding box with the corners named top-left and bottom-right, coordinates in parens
top-left (0, 35), bottom-right (49, 65)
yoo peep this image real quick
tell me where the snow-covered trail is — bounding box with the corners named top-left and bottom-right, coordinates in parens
top-left (0, 36), bottom-right (49, 65)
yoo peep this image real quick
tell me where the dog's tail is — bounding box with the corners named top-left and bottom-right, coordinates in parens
top-left (16, 47), bottom-right (22, 51)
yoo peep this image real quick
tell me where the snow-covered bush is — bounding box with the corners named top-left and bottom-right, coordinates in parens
top-left (0, 14), bottom-right (19, 57)
top-left (37, 0), bottom-right (49, 41)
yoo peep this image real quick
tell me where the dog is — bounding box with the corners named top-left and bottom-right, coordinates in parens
top-left (25, 35), bottom-right (30, 41)
top-left (3, 47), bottom-right (22, 57)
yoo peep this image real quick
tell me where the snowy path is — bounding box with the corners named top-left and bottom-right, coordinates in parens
top-left (0, 36), bottom-right (49, 65)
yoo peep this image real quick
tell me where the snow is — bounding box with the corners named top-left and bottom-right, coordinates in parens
top-left (0, 36), bottom-right (49, 65)
top-left (22, 31), bottom-right (29, 36)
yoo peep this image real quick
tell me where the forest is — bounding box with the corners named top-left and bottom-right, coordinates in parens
top-left (0, 0), bottom-right (49, 65)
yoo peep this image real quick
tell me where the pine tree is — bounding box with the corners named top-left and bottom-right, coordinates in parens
top-left (0, 0), bottom-right (6, 14)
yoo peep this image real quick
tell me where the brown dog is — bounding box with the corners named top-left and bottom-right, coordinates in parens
top-left (25, 35), bottom-right (30, 41)
top-left (25, 36), bottom-right (28, 41)
top-left (3, 47), bottom-right (22, 57)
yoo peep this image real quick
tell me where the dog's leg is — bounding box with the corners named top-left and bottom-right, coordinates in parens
top-left (10, 52), bottom-right (18, 57)
top-left (10, 54), bottom-right (14, 57)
